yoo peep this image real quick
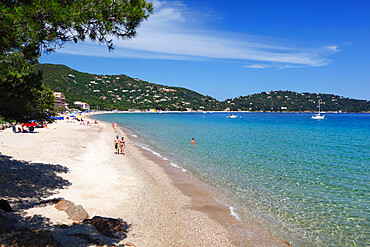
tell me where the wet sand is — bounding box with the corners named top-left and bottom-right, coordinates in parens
top-left (0, 118), bottom-right (287, 246)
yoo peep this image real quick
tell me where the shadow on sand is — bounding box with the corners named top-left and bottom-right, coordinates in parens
top-left (0, 153), bottom-right (130, 246)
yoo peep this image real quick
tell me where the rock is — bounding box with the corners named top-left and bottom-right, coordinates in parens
top-left (55, 199), bottom-right (73, 211)
top-left (5, 227), bottom-right (60, 246)
top-left (0, 199), bottom-right (12, 212)
top-left (65, 204), bottom-right (89, 222)
top-left (83, 216), bottom-right (129, 238)
top-left (55, 200), bottom-right (89, 221)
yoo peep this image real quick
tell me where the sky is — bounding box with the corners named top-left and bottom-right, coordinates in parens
top-left (40, 0), bottom-right (370, 101)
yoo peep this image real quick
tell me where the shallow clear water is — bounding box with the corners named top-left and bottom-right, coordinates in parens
top-left (94, 112), bottom-right (370, 246)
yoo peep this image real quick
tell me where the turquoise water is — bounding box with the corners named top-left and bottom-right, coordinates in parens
top-left (94, 113), bottom-right (370, 246)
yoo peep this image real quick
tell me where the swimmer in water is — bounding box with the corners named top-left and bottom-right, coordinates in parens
top-left (191, 138), bottom-right (195, 145)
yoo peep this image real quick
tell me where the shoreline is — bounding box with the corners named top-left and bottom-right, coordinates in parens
top-left (86, 110), bottom-right (370, 114)
top-left (0, 116), bottom-right (287, 246)
top-left (91, 114), bottom-right (289, 246)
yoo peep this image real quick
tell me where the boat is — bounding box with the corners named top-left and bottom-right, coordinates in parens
top-left (227, 115), bottom-right (238, 119)
top-left (311, 100), bottom-right (325, 119)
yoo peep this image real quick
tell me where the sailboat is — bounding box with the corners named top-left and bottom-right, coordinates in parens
top-left (311, 100), bottom-right (325, 119)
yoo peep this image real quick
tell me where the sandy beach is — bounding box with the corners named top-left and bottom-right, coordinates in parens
top-left (0, 117), bottom-right (287, 246)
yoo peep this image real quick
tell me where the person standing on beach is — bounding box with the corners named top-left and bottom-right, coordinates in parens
top-left (191, 138), bottom-right (195, 145)
top-left (114, 135), bottom-right (120, 154)
top-left (120, 137), bottom-right (125, 154)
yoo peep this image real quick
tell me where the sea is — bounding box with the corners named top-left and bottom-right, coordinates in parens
top-left (93, 112), bottom-right (369, 246)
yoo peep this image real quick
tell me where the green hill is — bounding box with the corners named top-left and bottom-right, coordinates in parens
top-left (225, 91), bottom-right (370, 112)
top-left (35, 63), bottom-right (221, 111)
top-left (35, 64), bottom-right (369, 112)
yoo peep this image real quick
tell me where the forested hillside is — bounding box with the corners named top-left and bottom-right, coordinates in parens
top-left (35, 63), bottom-right (221, 111)
top-left (35, 64), bottom-right (369, 112)
top-left (225, 91), bottom-right (369, 112)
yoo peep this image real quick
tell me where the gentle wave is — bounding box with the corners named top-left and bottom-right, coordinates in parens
top-left (216, 198), bottom-right (242, 222)
top-left (136, 143), bottom-right (187, 172)
top-left (170, 162), bottom-right (187, 172)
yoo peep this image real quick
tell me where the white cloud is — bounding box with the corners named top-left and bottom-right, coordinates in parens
top-left (243, 64), bottom-right (271, 69)
top-left (57, 0), bottom-right (340, 68)
top-left (325, 45), bottom-right (340, 52)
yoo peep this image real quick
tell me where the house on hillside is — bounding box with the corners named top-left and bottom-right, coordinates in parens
top-left (74, 101), bottom-right (90, 111)
top-left (54, 92), bottom-right (66, 110)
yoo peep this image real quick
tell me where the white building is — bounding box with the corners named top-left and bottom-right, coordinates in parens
top-left (74, 101), bottom-right (90, 111)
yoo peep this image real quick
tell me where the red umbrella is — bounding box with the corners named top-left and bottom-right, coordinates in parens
top-left (29, 122), bottom-right (37, 127)
top-left (21, 123), bottom-right (30, 127)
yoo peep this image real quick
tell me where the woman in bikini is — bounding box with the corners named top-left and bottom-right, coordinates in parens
top-left (120, 137), bottom-right (125, 154)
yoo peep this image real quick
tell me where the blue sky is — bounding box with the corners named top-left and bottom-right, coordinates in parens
top-left (40, 0), bottom-right (370, 100)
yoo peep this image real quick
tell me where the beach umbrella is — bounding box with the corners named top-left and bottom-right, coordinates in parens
top-left (76, 116), bottom-right (83, 119)
top-left (29, 122), bottom-right (37, 127)
top-left (70, 115), bottom-right (76, 118)
top-left (21, 123), bottom-right (30, 127)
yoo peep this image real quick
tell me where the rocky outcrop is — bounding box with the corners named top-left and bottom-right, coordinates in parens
top-left (83, 216), bottom-right (130, 239)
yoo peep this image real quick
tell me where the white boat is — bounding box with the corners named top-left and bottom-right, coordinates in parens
top-left (227, 115), bottom-right (238, 119)
top-left (311, 100), bottom-right (325, 119)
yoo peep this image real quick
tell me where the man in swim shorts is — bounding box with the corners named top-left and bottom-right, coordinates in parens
top-left (114, 135), bottom-right (120, 154)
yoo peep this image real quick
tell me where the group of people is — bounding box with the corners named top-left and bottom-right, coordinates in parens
top-left (114, 135), bottom-right (125, 154)
top-left (112, 122), bottom-right (124, 154)
top-left (12, 126), bottom-right (31, 133)
top-left (12, 121), bottom-right (47, 133)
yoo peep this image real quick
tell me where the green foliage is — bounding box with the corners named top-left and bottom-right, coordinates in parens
top-left (0, 0), bottom-right (153, 122)
top-left (0, 70), bottom-right (54, 123)
top-left (0, 0), bottom-right (153, 54)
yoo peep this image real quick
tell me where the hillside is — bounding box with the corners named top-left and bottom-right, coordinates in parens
top-left (225, 91), bottom-right (370, 112)
top-left (35, 64), bottom-right (369, 112)
top-left (35, 63), bottom-right (221, 111)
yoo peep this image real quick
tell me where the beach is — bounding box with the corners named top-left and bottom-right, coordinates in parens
top-left (0, 117), bottom-right (286, 246)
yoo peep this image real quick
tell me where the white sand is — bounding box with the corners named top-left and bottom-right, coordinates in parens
top-left (0, 118), bottom-right (286, 246)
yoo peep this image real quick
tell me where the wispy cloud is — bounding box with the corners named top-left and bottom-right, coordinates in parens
top-left (325, 45), bottom-right (340, 52)
top-left (58, 0), bottom-right (340, 68)
top-left (243, 64), bottom-right (271, 69)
